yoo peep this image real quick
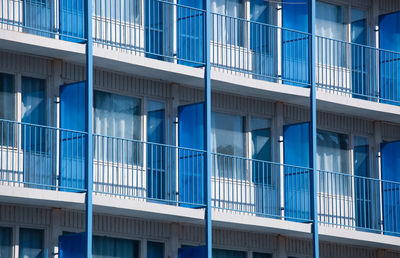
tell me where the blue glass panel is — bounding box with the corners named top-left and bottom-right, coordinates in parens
top-left (146, 0), bottom-right (164, 60)
top-left (177, 0), bottom-right (204, 67)
top-left (59, 232), bottom-right (85, 258)
top-left (283, 122), bottom-right (310, 221)
top-left (178, 103), bottom-right (204, 206)
top-left (59, 0), bottom-right (85, 42)
top-left (19, 228), bottom-right (44, 258)
top-left (381, 141), bottom-right (400, 235)
top-left (282, 0), bottom-right (309, 87)
top-left (178, 246), bottom-right (206, 258)
top-left (93, 235), bottom-right (139, 258)
top-left (379, 12), bottom-right (400, 105)
top-left (23, 0), bottom-right (52, 37)
top-left (147, 101), bottom-right (166, 201)
top-left (253, 253), bottom-right (272, 258)
top-left (59, 82), bottom-right (86, 191)
top-left (0, 227), bottom-right (12, 258)
top-left (147, 241), bottom-right (164, 258)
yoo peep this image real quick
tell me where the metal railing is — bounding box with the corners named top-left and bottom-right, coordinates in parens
top-left (211, 152), bottom-right (312, 222)
top-left (316, 36), bottom-right (400, 105)
top-left (0, 119), bottom-right (87, 192)
top-left (0, 0), bottom-right (86, 42)
top-left (317, 170), bottom-right (400, 236)
top-left (93, 134), bottom-right (206, 207)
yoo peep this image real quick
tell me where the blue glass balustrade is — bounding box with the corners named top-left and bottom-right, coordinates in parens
top-left (60, 82), bottom-right (86, 191)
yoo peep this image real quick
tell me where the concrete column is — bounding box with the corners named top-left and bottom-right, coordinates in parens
top-left (276, 235), bottom-right (287, 258)
top-left (168, 223), bottom-right (180, 258)
top-left (50, 208), bottom-right (63, 257)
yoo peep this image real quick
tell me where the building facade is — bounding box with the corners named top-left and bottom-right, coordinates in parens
top-left (0, 0), bottom-right (399, 257)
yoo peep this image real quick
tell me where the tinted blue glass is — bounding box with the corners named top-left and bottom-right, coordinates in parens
top-left (283, 122), bottom-right (310, 221)
top-left (381, 141), bottom-right (400, 234)
top-left (23, 0), bottom-right (51, 37)
top-left (146, 0), bottom-right (164, 60)
top-left (177, 0), bottom-right (204, 66)
top-left (147, 102), bottom-right (166, 200)
top-left (59, 0), bottom-right (85, 42)
top-left (0, 73), bottom-right (14, 147)
top-left (0, 227), bottom-right (12, 258)
top-left (19, 228), bottom-right (44, 258)
top-left (178, 103), bottom-right (204, 206)
top-left (147, 241), bottom-right (164, 258)
top-left (282, 0), bottom-right (309, 87)
top-left (59, 232), bottom-right (85, 258)
top-left (253, 253), bottom-right (272, 258)
top-left (178, 246), bottom-right (206, 258)
top-left (59, 82), bottom-right (86, 191)
top-left (379, 12), bottom-right (400, 105)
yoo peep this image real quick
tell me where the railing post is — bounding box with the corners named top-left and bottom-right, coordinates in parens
top-left (204, 0), bottom-right (212, 256)
top-left (308, 0), bottom-right (319, 258)
top-left (85, 0), bottom-right (93, 256)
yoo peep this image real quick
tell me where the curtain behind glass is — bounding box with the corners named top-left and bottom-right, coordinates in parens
top-left (0, 227), bottom-right (12, 258)
top-left (211, 0), bottom-right (244, 46)
top-left (316, 1), bottom-right (347, 67)
top-left (94, 91), bottom-right (141, 164)
top-left (21, 77), bottom-right (46, 126)
top-left (317, 130), bottom-right (349, 195)
top-left (92, 236), bottom-right (139, 258)
top-left (0, 73), bottom-right (14, 147)
top-left (19, 228), bottom-right (43, 258)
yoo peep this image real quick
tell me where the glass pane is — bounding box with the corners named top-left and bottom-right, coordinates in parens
top-left (282, 0), bottom-right (308, 33)
top-left (19, 228), bottom-right (43, 258)
top-left (316, 1), bottom-right (347, 41)
top-left (147, 101), bottom-right (166, 200)
top-left (251, 117), bottom-right (271, 161)
top-left (93, 236), bottom-right (139, 258)
top-left (211, 112), bottom-right (244, 156)
top-left (94, 91), bottom-right (141, 139)
top-left (0, 227), bottom-right (12, 258)
top-left (147, 241), bottom-right (164, 258)
top-left (0, 73), bottom-right (15, 147)
top-left (379, 12), bottom-right (400, 105)
top-left (213, 249), bottom-right (246, 258)
top-left (253, 253), bottom-right (272, 258)
top-left (21, 77), bottom-right (46, 126)
top-left (59, 0), bottom-right (85, 42)
top-left (317, 130), bottom-right (349, 195)
top-left (283, 122), bottom-right (310, 221)
top-left (351, 9), bottom-right (366, 44)
top-left (23, 0), bottom-right (51, 37)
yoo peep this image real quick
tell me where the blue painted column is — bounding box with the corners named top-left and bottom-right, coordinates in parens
top-left (203, 0), bottom-right (212, 256)
top-left (308, 0), bottom-right (319, 258)
top-left (85, 0), bottom-right (93, 256)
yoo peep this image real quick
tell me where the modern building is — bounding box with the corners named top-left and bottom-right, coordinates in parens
top-left (0, 0), bottom-right (399, 257)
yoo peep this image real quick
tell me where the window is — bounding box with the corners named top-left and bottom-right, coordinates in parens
top-left (94, 0), bottom-right (140, 23)
top-left (94, 91), bottom-right (141, 164)
top-left (147, 101), bottom-right (167, 200)
top-left (211, 0), bottom-right (244, 46)
top-left (251, 117), bottom-right (272, 182)
top-left (23, 0), bottom-right (52, 37)
top-left (211, 112), bottom-right (244, 157)
top-left (0, 227), bottom-right (12, 258)
top-left (211, 112), bottom-right (245, 179)
top-left (253, 253), bottom-right (272, 258)
top-left (0, 73), bottom-right (14, 146)
top-left (21, 77), bottom-right (46, 126)
top-left (213, 248), bottom-right (246, 258)
top-left (147, 241), bottom-right (164, 258)
top-left (19, 228), bottom-right (44, 258)
top-left (317, 130), bottom-right (350, 195)
top-left (93, 235), bottom-right (140, 258)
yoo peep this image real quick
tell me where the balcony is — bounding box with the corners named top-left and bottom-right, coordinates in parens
top-left (0, 119), bottom-right (399, 238)
top-left (0, 0), bottom-right (399, 106)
